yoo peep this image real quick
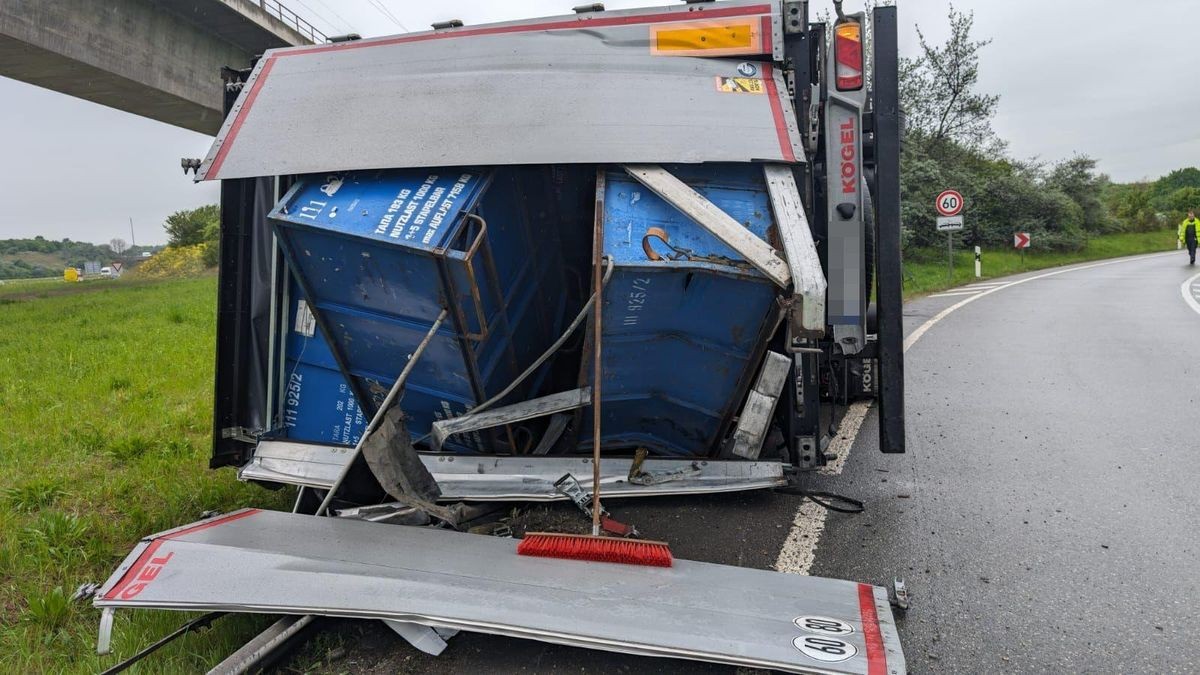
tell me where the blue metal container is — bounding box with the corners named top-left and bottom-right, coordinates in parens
top-left (270, 167), bottom-right (565, 453)
top-left (277, 278), bottom-right (367, 447)
top-left (585, 164), bottom-right (781, 457)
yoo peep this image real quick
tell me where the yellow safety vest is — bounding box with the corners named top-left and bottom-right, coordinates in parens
top-left (1180, 218), bottom-right (1199, 242)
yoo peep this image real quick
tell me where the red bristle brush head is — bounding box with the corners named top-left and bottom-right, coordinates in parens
top-left (517, 532), bottom-right (673, 567)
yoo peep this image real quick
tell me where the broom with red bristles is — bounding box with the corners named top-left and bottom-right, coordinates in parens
top-left (517, 180), bottom-right (673, 568)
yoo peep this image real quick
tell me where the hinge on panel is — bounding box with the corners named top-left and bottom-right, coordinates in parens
top-left (806, 83), bottom-right (821, 152)
top-left (890, 577), bottom-right (911, 611)
top-left (220, 426), bottom-right (258, 444)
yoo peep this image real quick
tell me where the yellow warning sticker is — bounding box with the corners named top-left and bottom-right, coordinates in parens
top-left (714, 76), bottom-right (765, 94)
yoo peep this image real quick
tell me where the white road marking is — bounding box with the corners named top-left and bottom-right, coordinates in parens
top-left (773, 400), bottom-right (870, 575)
top-left (905, 252), bottom-right (1174, 351)
top-left (963, 282), bottom-right (1005, 288)
top-left (928, 289), bottom-right (982, 298)
top-left (817, 401), bottom-right (872, 477)
top-left (774, 250), bottom-right (1177, 576)
top-left (774, 500), bottom-right (832, 575)
top-left (1181, 270), bottom-right (1200, 316)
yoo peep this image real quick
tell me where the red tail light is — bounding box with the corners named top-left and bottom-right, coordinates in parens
top-left (834, 22), bottom-right (863, 91)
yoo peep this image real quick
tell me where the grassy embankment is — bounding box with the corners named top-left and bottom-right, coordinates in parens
top-left (0, 226), bottom-right (1178, 672)
top-left (0, 276), bottom-right (290, 673)
top-left (902, 228), bottom-right (1178, 296)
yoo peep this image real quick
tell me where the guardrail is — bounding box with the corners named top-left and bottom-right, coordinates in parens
top-left (257, 0), bottom-right (327, 44)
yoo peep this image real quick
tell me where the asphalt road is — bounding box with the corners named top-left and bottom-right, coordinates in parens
top-left (300, 251), bottom-right (1200, 674)
top-left (811, 251), bottom-right (1200, 674)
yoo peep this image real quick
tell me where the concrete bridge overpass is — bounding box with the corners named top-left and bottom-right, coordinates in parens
top-left (0, 0), bottom-right (324, 135)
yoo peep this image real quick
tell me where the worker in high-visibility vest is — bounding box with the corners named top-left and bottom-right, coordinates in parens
top-left (1181, 210), bottom-right (1200, 265)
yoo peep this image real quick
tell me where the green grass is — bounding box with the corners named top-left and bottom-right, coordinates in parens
top-left (902, 228), bottom-right (1178, 297)
top-left (0, 277), bottom-right (66, 297)
top-left (0, 276), bottom-right (290, 673)
top-left (0, 276), bottom-right (135, 301)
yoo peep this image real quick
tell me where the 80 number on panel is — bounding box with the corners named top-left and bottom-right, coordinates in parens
top-left (793, 616), bottom-right (855, 635)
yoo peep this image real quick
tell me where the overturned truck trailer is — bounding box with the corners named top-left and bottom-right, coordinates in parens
top-left (97, 1), bottom-right (907, 672)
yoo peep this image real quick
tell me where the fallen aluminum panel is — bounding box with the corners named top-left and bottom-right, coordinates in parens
top-left (240, 440), bottom-right (786, 499)
top-left (197, 2), bottom-right (802, 181)
top-left (96, 509), bottom-right (904, 674)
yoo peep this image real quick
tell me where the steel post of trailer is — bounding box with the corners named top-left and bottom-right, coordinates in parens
top-left (871, 5), bottom-right (905, 454)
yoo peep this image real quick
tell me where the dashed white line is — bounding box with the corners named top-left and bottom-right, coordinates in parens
top-left (774, 250), bottom-right (1177, 576)
top-left (817, 401), bottom-right (872, 477)
top-left (774, 500), bottom-right (832, 575)
top-left (1181, 270), bottom-right (1200, 316)
top-left (773, 400), bottom-right (871, 575)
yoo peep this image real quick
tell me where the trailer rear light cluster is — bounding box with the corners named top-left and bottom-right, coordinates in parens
top-left (834, 22), bottom-right (864, 91)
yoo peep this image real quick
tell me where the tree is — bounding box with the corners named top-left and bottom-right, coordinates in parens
top-left (1163, 186), bottom-right (1200, 222)
top-left (164, 205), bottom-right (220, 247)
top-left (201, 220), bottom-right (221, 267)
top-left (1151, 167), bottom-right (1200, 202)
top-left (1045, 156), bottom-right (1116, 234)
top-left (1103, 183), bottom-right (1160, 232)
top-left (109, 238), bottom-right (128, 254)
top-left (900, 5), bottom-right (1001, 157)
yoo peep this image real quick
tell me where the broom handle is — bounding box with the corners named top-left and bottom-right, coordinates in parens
top-left (591, 203), bottom-right (604, 537)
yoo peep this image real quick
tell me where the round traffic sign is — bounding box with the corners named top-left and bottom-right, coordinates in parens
top-left (935, 189), bottom-right (964, 217)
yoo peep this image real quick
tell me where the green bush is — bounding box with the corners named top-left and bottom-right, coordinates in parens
top-left (128, 245), bottom-right (209, 279)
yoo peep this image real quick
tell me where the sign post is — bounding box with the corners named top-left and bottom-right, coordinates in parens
top-left (974, 246), bottom-right (981, 278)
top-left (935, 189), bottom-right (965, 283)
top-left (1013, 232), bottom-right (1031, 266)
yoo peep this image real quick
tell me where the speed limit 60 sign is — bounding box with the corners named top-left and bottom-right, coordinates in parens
top-left (936, 189), bottom-right (964, 217)
top-left (935, 189), bottom-right (965, 231)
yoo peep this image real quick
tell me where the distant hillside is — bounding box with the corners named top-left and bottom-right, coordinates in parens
top-left (0, 237), bottom-right (160, 279)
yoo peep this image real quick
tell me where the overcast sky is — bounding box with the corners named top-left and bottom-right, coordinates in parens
top-left (0, 0), bottom-right (1196, 244)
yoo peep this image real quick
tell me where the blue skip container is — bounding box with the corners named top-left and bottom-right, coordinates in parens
top-left (270, 167), bottom-right (565, 453)
top-left (277, 276), bottom-right (368, 447)
top-left (584, 164), bottom-right (781, 457)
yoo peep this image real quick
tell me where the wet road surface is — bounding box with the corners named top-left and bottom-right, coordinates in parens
top-left (297, 252), bottom-right (1200, 674)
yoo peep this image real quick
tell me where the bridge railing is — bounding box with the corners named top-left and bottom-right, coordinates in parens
top-left (259, 0), bottom-right (328, 44)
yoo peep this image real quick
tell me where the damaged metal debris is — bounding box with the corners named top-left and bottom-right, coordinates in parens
top-left (95, 1), bottom-right (909, 673)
